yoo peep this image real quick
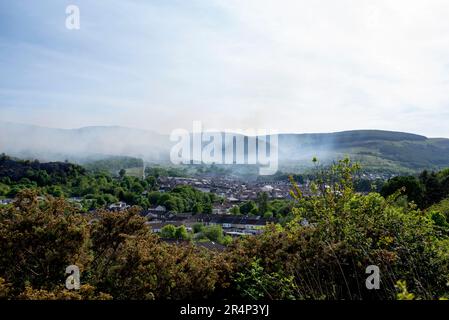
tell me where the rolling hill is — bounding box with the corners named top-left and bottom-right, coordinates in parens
top-left (1, 122), bottom-right (449, 173)
top-left (277, 130), bottom-right (449, 173)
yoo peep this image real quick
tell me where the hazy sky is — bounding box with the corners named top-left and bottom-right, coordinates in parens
top-left (1, 0), bottom-right (449, 137)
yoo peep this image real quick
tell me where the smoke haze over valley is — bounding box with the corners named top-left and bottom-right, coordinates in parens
top-left (2, 122), bottom-right (449, 174)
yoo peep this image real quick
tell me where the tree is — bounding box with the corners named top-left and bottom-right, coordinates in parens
top-left (147, 191), bottom-right (161, 205)
top-left (0, 183), bottom-right (10, 196)
top-left (221, 235), bottom-right (233, 246)
top-left (119, 169), bottom-right (126, 179)
top-left (257, 192), bottom-right (269, 215)
top-left (234, 259), bottom-right (297, 300)
top-left (47, 185), bottom-right (64, 197)
top-left (163, 197), bottom-right (181, 213)
top-left (160, 224), bottom-right (176, 239)
top-left (203, 202), bottom-right (213, 214)
top-left (263, 211), bottom-right (273, 219)
top-left (239, 201), bottom-right (256, 215)
top-left (420, 170), bottom-right (445, 208)
top-left (193, 223), bottom-right (205, 233)
top-left (175, 226), bottom-right (190, 240)
top-left (202, 225), bottom-right (223, 243)
top-left (230, 205), bottom-right (240, 215)
top-left (428, 198), bottom-right (449, 229)
top-left (145, 176), bottom-right (158, 190)
top-left (381, 176), bottom-right (424, 207)
top-left (192, 202), bottom-right (204, 214)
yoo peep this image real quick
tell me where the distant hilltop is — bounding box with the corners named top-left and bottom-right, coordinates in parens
top-left (1, 122), bottom-right (449, 173)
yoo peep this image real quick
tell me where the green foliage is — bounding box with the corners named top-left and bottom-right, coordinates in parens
top-left (381, 168), bottom-right (449, 209)
top-left (3, 156), bottom-right (449, 300)
top-left (194, 224), bottom-right (231, 245)
top-left (144, 166), bottom-right (188, 178)
top-left (234, 259), bottom-right (297, 300)
top-left (0, 190), bottom-right (91, 293)
top-left (239, 201), bottom-right (257, 215)
top-left (0, 191), bottom-right (228, 300)
top-left (395, 280), bottom-right (415, 300)
top-left (237, 196), bottom-right (292, 219)
top-left (157, 185), bottom-right (215, 214)
top-left (429, 198), bottom-right (449, 221)
top-left (229, 205), bottom-right (240, 215)
top-left (228, 158), bottom-right (449, 300)
top-left (160, 225), bottom-right (191, 240)
top-left (83, 157), bottom-right (143, 175)
top-left (160, 224), bottom-right (177, 239)
top-left (381, 176), bottom-right (424, 207)
top-left (268, 199), bottom-right (293, 219)
top-left (256, 192), bottom-right (268, 215)
top-left (192, 223), bottom-right (205, 234)
top-left (0, 157), bottom-right (215, 212)
top-left (221, 235), bottom-right (233, 246)
top-left (263, 211), bottom-right (273, 219)
top-left (175, 225), bottom-right (190, 240)
top-left (0, 183), bottom-right (10, 197)
top-left (430, 211), bottom-right (449, 230)
top-left (202, 225), bottom-right (224, 243)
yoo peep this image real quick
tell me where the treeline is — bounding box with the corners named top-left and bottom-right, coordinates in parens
top-left (0, 156), bottom-right (216, 212)
top-left (256, 170), bottom-right (385, 193)
top-left (0, 154), bottom-right (85, 185)
top-left (230, 195), bottom-right (293, 221)
top-left (83, 156), bottom-right (143, 175)
top-left (381, 168), bottom-right (449, 209)
top-left (2, 159), bottom-right (449, 300)
top-left (159, 223), bottom-right (232, 245)
top-left (144, 166), bottom-right (188, 178)
top-left (148, 186), bottom-right (217, 214)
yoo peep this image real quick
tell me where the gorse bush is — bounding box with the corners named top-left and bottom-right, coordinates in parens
top-left (0, 191), bottom-right (229, 299)
top-left (227, 159), bottom-right (449, 299)
top-left (0, 190), bottom-right (91, 292)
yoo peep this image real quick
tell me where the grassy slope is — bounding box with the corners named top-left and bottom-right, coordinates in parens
top-left (279, 130), bottom-right (449, 173)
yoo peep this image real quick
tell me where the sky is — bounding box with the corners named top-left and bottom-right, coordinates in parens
top-left (1, 0), bottom-right (449, 137)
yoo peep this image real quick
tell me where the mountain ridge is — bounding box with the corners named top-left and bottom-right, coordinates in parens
top-left (1, 122), bottom-right (448, 173)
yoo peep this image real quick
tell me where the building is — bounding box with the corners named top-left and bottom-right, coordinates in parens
top-left (193, 214), bottom-right (273, 235)
top-left (108, 201), bottom-right (129, 211)
top-left (0, 198), bottom-right (13, 206)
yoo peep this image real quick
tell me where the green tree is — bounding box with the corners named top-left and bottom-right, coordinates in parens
top-left (202, 225), bottom-right (223, 243)
top-left (175, 226), bottom-right (190, 240)
top-left (230, 205), bottom-right (240, 215)
top-left (420, 170), bottom-right (445, 208)
top-left (257, 192), bottom-right (269, 215)
top-left (239, 201), bottom-right (257, 215)
top-left (160, 224), bottom-right (177, 238)
top-left (381, 176), bottom-right (424, 207)
top-left (192, 202), bottom-right (204, 214)
top-left (192, 223), bottom-right (205, 234)
top-left (234, 259), bottom-right (297, 300)
top-left (230, 158), bottom-right (449, 300)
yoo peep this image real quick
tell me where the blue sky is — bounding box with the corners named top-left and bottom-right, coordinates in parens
top-left (1, 0), bottom-right (449, 137)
